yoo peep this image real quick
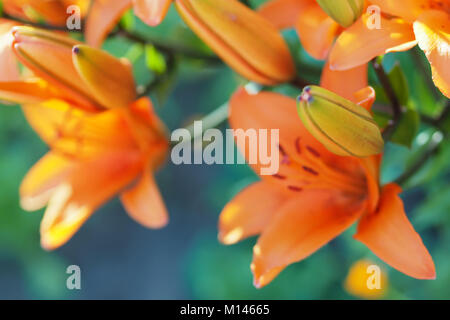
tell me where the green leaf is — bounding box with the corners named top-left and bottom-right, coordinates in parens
top-left (145, 45), bottom-right (167, 75)
top-left (120, 10), bottom-right (135, 31)
top-left (388, 63), bottom-right (409, 107)
top-left (390, 109), bottom-right (420, 147)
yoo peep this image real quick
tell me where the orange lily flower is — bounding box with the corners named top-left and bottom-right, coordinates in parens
top-left (219, 86), bottom-right (435, 288)
top-left (3, 0), bottom-right (90, 26)
top-left (0, 26), bottom-right (170, 250)
top-left (20, 97), bottom-right (169, 250)
top-left (329, 0), bottom-right (450, 98)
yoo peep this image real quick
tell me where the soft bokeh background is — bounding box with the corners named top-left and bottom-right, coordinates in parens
top-left (0, 1), bottom-right (449, 299)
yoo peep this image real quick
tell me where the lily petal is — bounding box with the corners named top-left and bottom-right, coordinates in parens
top-left (354, 183), bottom-right (436, 280)
top-left (73, 45), bottom-right (136, 109)
top-left (369, 0), bottom-right (450, 23)
top-left (218, 181), bottom-right (291, 245)
top-left (0, 80), bottom-right (63, 104)
top-left (20, 151), bottom-right (72, 211)
top-left (85, 0), bottom-right (133, 47)
top-left (252, 189), bottom-right (365, 288)
top-left (0, 19), bottom-right (20, 81)
top-left (296, 3), bottom-right (340, 60)
top-left (320, 60), bottom-right (368, 100)
top-left (258, 0), bottom-right (312, 30)
top-left (22, 100), bottom-right (136, 159)
top-left (329, 14), bottom-right (417, 70)
top-left (413, 10), bottom-right (450, 98)
top-left (120, 166), bottom-right (168, 228)
top-left (133, 0), bottom-right (173, 26)
top-left (40, 150), bottom-right (143, 250)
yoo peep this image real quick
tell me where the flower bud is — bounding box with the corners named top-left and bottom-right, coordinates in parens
top-left (12, 26), bottom-right (136, 110)
top-left (297, 85), bottom-right (383, 157)
top-left (316, 0), bottom-right (365, 27)
top-left (175, 0), bottom-right (295, 85)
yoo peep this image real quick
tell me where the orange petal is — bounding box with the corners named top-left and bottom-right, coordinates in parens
top-left (0, 19), bottom-right (20, 81)
top-left (252, 189), bottom-right (365, 288)
top-left (295, 3), bottom-right (340, 60)
top-left (20, 151), bottom-right (72, 211)
top-left (175, 0), bottom-right (295, 85)
top-left (120, 167), bottom-right (168, 228)
top-left (352, 86), bottom-right (376, 111)
top-left (40, 150), bottom-right (143, 250)
top-left (0, 80), bottom-right (63, 104)
top-left (22, 100), bottom-right (136, 158)
top-left (329, 14), bottom-right (417, 70)
top-left (29, 0), bottom-right (70, 26)
top-left (73, 45), bottom-right (136, 109)
top-left (354, 183), bottom-right (436, 279)
top-left (320, 60), bottom-right (368, 100)
top-left (369, 0), bottom-right (450, 22)
top-left (413, 10), bottom-right (450, 98)
top-left (85, 0), bottom-right (133, 47)
top-left (218, 181), bottom-right (291, 245)
top-left (12, 27), bottom-right (98, 110)
top-left (258, 0), bottom-right (312, 30)
top-left (133, 0), bottom-right (173, 26)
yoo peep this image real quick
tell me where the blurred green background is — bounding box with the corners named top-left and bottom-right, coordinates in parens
top-left (0, 0), bottom-right (449, 299)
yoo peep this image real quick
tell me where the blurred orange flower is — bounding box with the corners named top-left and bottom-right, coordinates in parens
top-left (219, 85), bottom-right (435, 288)
top-left (20, 97), bottom-right (169, 250)
top-left (0, 26), bottom-right (170, 250)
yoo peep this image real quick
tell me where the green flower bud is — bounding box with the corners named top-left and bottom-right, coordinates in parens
top-left (316, 0), bottom-right (365, 27)
top-left (297, 86), bottom-right (383, 157)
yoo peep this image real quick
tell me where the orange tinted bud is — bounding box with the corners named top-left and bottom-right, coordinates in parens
top-left (12, 27), bottom-right (137, 110)
top-left (175, 0), bottom-right (296, 85)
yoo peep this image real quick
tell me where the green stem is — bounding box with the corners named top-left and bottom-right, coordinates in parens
top-left (114, 26), bottom-right (222, 63)
top-left (421, 100), bottom-right (450, 131)
top-left (371, 58), bottom-right (402, 141)
top-left (395, 131), bottom-right (445, 186)
top-left (171, 103), bottom-right (229, 147)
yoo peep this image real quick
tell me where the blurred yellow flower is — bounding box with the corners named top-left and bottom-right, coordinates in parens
top-left (344, 259), bottom-right (388, 299)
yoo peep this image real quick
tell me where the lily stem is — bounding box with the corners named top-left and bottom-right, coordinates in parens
top-left (395, 131), bottom-right (445, 186)
top-left (171, 103), bottom-right (229, 147)
top-left (421, 100), bottom-right (450, 132)
top-left (371, 58), bottom-right (402, 141)
top-left (113, 26), bottom-right (222, 63)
